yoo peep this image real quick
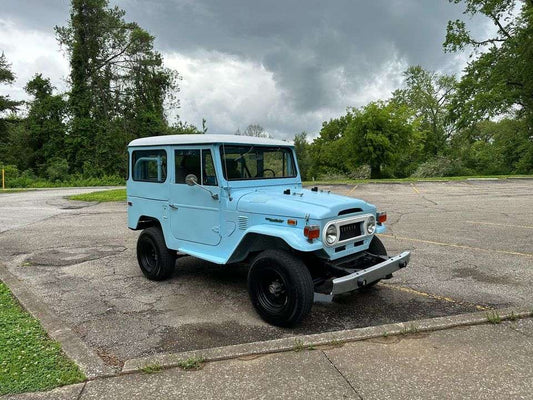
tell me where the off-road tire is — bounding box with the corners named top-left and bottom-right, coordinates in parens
top-left (137, 227), bottom-right (176, 281)
top-left (248, 249), bottom-right (314, 327)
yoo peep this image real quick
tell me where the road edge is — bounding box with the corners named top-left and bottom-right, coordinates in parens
top-left (122, 306), bottom-right (532, 373)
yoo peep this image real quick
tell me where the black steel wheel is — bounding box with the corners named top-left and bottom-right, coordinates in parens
top-left (137, 227), bottom-right (176, 281)
top-left (248, 250), bottom-right (313, 327)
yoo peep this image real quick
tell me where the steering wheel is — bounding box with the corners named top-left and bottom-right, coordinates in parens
top-left (261, 168), bottom-right (276, 177)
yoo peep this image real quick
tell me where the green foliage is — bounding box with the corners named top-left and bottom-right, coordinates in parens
top-left (55, 0), bottom-right (182, 177)
top-left (140, 363), bottom-right (163, 374)
top-left (0, 282), bottom-right (85, 395)
top-left (411, 156), bottom-right (470, 178)
top-left (310, 102), bottom-right (418, 179)
top-left (68, 188), bottom-right (126, 202)
top-left (344, 102), bottom-right (416, 178)
top-left (392, 66), bottom-right (457, 156)
top-left (293, 132), bottom-right (311, 180)
top-left (444, 0), bottom-right (533, 131)
top-left (176, 356), bottom-right (205, 371)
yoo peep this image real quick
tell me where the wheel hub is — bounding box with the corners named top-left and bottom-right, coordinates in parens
top-left (268, 280), bottom-right (284, 296)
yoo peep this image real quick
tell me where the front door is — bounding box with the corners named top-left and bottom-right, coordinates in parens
top-left (169, 147), bottom-right (221, 246)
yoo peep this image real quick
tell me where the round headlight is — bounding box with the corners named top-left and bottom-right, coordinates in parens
top-left (325, 225), bottom-right (338, 245)
top-left (366, 216), bottom-right (376, 234)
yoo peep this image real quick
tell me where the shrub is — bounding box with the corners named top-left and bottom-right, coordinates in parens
top-left (411, 156), bottom-right (471, 178)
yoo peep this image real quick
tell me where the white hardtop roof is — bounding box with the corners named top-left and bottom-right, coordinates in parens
top-left (128, 134), bottom-right (292, 147)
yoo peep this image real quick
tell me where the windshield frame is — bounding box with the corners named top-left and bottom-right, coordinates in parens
top-left (220, 144), bottom-right (298, 181)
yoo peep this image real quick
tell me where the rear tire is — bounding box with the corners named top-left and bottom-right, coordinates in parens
top-left (248, 250), bottom-right (314, 327)
top-left (137, 227), bottom-right (176, 281)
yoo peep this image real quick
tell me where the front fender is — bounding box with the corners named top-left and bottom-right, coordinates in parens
top-left (244, 224), bottom-right (324, 252)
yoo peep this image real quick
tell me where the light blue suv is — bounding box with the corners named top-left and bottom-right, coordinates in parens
top-left (127, 134), bottom-right (410, 326)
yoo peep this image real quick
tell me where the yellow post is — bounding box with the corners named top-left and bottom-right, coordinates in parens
top-left (2, 168), bottom-right (4, 190)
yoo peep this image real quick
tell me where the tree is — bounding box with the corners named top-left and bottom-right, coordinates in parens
top-left (56, 0), bottom-right (180, 176)
top-left (392, 66), bottom-right (457, 156)
top-left (293, 132), bottom-right (311, 180)
top-left (237, 124), bottom-right (270, 138)
top-left (0, 53), bottom-right (23, 166)
top-left (344, 102), bottom-right (415, 178)
top-left (444, 0), bottom-right (533, 130)
top-left (309, 112), bottom-right (354, 178)
top-left (24, 74), bottom-right (68, 177)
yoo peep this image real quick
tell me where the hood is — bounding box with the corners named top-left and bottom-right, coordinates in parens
top-left (236, 188), bottom-right (374, 220)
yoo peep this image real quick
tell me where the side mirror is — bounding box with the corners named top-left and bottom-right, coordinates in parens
top-left (185, 174), bottom-right (198, 186)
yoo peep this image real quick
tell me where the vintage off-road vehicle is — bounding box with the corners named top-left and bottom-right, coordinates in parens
top-left (127, 134), bottom-right (410, 326)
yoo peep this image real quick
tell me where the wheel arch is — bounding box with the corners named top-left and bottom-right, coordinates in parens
top-left (227, 233), bottom-right (292, 264)
top-left (133, 215), bottom-right (163, 231)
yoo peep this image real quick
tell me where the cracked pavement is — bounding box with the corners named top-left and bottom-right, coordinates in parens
top-left (0, 181), bottom-right (531, 372)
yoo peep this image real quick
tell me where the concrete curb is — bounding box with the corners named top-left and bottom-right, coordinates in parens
top-left (0, 263), bottom-right (113, 379)
top-left (122, 306), bottom-right (532, 373)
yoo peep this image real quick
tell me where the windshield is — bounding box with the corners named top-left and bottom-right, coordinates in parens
top-left (220, 145), bottom-right (297, 181)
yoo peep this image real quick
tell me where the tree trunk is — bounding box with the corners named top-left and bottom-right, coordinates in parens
top-left (370, 164), bottom-right (381, 179)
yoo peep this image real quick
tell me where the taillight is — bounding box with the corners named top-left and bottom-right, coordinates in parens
top-left (304, 225), bottom-right (320, 240)
top-left (377, 212), bottom-right (387, 224)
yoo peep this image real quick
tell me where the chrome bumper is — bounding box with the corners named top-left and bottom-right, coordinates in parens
top-left (330, 251), bottom-right (410, 295)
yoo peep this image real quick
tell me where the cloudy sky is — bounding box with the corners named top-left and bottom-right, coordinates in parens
top-left (0, 0), bottom-right (485, 139)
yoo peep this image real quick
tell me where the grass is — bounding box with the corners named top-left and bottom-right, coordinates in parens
top-left (141, 363), bottom-right (163, 374)
top-left (400, 323), bottom-right (419, 335)
top-left (0, 188), bottom-right (34, 194)
top-left (486, 311), bottom-right (502, 324)
top-left (68, 188), bottom-right (126, 202)
top-left (303, 174), bottom-right (533, 186)
top-left (176, 356), bottom-right (205, 371)
top-left (0, 282), bottom-right (85, 395)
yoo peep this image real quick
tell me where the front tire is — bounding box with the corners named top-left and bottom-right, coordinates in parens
top-left (248, 250), bottom-right (314, 327)
top-left (137, 227), bottom-right (176, 281)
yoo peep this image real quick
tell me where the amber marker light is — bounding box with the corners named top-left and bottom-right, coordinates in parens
top-left (304, 225), bottom-right (320, 240)
top-left (288, 219), bottom-right (297, 226)
top-left (377, 212), bottom-right (387, 224)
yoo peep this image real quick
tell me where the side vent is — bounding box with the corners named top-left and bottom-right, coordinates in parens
top-left (238, 216), bottom-right (248, 230)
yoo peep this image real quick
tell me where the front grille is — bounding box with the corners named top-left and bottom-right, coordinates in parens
top-left (339, 222), bottom-right (362, 241)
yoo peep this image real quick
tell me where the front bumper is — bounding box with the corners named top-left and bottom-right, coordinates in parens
top-left (330, 251), bottom-right (410, 295)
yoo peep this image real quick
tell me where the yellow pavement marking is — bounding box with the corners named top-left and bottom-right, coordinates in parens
top-left (379, 234), bottom-right (533, 258)
top-left (348, 185), bottom-right (358, 194)
top-left (410, 183), bottom-right (420, 194)
top-left (465, 220), bottom-right (533, 230)
top-left (380, 283), bottom-right (491, 311)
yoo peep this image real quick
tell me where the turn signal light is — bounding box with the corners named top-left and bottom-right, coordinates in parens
top-left (304, 225), bottom-right (320, 240)
top-left (377, 212), bottom-right (387, 224)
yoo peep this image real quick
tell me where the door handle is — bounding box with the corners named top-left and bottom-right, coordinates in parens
top-left (169, 203), bottom-right (179, 210)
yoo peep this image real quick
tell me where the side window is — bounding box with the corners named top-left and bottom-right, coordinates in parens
top-left (202, 150), bottom-right (218, 186)
top-left (175, 149), bottom-right (200, 184)
top-left (175, 149), bottom-right (218, 186)
top-left (132, 150), bottom-right (167, 183)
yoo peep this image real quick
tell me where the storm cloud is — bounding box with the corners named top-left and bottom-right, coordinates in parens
top-left (1, 0), bottom-right (484, 139)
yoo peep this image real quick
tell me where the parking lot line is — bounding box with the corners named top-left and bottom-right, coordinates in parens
top-left (380, 283), bottom-right (490, 311)
top-left (379, 234), bottom-right (533, 258)
top-left (348, 185), bottom-right (358, 194)
top-left (410, 183), bottom-right (420, 194)
top-left (465, 220), bottom-right (533, 230)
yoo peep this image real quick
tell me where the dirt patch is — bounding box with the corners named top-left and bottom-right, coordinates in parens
top-left (452, 266), bottom-right (516, 285)
top-left (25, 245), bottom-right (127, 267)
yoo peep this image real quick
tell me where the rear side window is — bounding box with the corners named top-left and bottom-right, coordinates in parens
top-left (132, 149), bottom-right (167, 183)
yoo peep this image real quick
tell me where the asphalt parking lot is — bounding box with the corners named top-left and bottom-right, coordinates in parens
top-left (0, 180), bottom-right (531, 372)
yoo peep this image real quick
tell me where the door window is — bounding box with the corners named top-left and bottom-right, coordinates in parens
top-left (175, 149), bottom-right (218, 186)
